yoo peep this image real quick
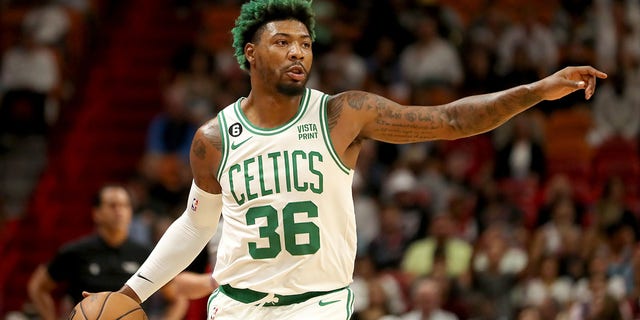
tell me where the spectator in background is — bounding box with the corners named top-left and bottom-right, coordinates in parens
top-left (26, 184), bottom-right (187, 320)
top-left (0, 25), bottom-right (60, 220)
top-left (495, 9), bottom-right (558, 78)
top-left (397, 277), bottom-right (459, 320)
top-left (368, 203), bottom-right (411, 271)
top-left (22, 0), bottom-right (70, 48)
top-left (316, 38), bottom-right (367, 93)
top-left (459, 41), bottom-right (499, 97)
top-left (352, 278), bottom-right (393, 320)
top-left (517, 306), bottom-right (543, 320)
top-left (517, 255), bottom-right (573, 318)
top-left (587, 69), bottom-right (640, 147)
top-left (584, 176), bottom-right (640, 258)
top-left (603, 221), bottom-right (637, 298)
top-left (465, 2), bottom-right (510, 53)
top-left (172, 45), bottom-right (219, 122)
top-left (529, 195), bottom-right (583, 268)
top-left (471, 225), bottom-right (528, 320)
top-left (0, 26), bottom-right (60, 135)
top-left (535, 173), bottom-right (581, 224)
top-left (145, 81), bottom-right (198, 163)
top-left (363, 36), bottom-right (407, 103)
top-left (446, 189), bottom-right (478, 244)
top-left (399, 14), bottom-right (463, 104)
top-left (351, 255), bottom-right (407, 319)
top-left (494, 113), bottom-right (546, 183)
top-left (568, 259), bottom-right (631, 320)
top-left (352, 141), bottom-right (384, 254)
top-left (572, 252), bottom-right (627, 314)
top-left (474, 179), bottom-right (527, 240)
top-left (140, 81), bottom-right (196, 216)
top-left (401, 214), bottom-right (472, 283)
top-left (382, 167), bottom-right (431, 242)
top-left (353, 171), bottom-right (380, 256)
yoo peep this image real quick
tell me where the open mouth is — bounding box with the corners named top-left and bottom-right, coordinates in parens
top-left (286, 65), bottom-right (306, 81)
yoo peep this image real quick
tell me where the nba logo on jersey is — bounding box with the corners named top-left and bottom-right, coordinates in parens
top-left (209, 306), bottom-right (219, 319)
top-left (191, 198), bottom-right (199, 211)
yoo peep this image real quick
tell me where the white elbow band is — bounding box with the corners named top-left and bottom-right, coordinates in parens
top-left (126, 181), bottom-right (222, 302)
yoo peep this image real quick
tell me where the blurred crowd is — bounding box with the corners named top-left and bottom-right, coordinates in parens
top-left (2, 0), bottom-right (640, 319)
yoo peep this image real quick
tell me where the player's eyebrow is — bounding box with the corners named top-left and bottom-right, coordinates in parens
top-left (272, 32), bottom-right (311, 39)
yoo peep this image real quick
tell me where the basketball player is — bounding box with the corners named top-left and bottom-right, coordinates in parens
top-left (113, 1), bottom-right (606, 319)
top-left (27, 185), bottom-right (187, 320)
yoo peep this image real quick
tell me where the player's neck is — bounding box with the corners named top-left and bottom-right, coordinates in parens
top-left (243, 89), bottom-right (303, 128)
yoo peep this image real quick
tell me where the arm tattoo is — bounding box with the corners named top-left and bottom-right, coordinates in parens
top-left (193, 138), bottom-right (207, 160)
top-left (191, 119), bottom-right (222, 160)
top-left (445, 85), bottom-right (542, 135)
top-left (202, 120), bottom-right (222, 152)
top-left (327, 95), bottom-right (344, 130)
top-left (371, 95), bottom-right (444, 141)
top-left (346, 92), bottom-right (366, 110)
top-left (327, 87), bottom-right (541, 143)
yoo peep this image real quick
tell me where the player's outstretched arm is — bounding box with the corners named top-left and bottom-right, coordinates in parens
top-left (337, 66), bottom-right (606, 144)
top-left (119, 119), bottom-right (224, 303)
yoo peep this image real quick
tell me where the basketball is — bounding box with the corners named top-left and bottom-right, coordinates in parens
top-left (68, 292), bottom-right (148, 320)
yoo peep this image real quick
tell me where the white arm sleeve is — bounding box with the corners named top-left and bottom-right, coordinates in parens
top-left (125, 181), bottom-right (222, 302)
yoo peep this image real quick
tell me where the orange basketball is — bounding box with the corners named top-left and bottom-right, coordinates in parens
top-left (69, 292), bottom-right (148, 320)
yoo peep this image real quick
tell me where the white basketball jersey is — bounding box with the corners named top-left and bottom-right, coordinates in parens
top-left (214, 88), bottom-right (356, 295)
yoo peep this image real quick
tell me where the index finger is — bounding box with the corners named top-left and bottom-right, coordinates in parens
top-left (579, 66), bottom-right (608, 79)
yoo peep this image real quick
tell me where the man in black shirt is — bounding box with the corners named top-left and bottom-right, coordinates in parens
top-left (27, 184), bottom-right (187, 320)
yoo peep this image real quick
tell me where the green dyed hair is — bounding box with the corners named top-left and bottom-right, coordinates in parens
top-left (232, 0), bottom-right (316, 71)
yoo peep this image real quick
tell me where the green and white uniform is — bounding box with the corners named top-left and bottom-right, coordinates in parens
top-left (209, 88), bottom-right (356, 319)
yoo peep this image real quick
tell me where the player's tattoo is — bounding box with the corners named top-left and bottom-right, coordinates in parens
top-left (370, 95), bottom-right (443, 140)
top-left (326, 96), bottom-right (343, 130)
top-left (202, 119), bottom-right (222, 152)
top-left (346, 92), bottom-right (366, 110)
top-left (192, 138), bottom-right (207, 159)
top-left (444, 86), bottom-right (541, 135)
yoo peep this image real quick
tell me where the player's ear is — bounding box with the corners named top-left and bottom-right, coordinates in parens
top-left (245, 43), bottom-right (255, 66)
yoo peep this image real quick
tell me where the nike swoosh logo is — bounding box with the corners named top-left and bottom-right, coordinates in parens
top-left (231, 136), bottom-right (252, 150)
top-left (136, 273), bottom-right (154, 283)
top-left (318, 299), bottom-right (340, 306)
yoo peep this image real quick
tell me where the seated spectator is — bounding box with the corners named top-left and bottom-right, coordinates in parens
top-left (494, 12), bottom-right (558, 78)
top-left (368, 203), bottom-right (412, 271)
top-left (399, 15), bottom-right (463, 90)
top-left (529, 195), bottom-right (583, 267)
top-left (351, 278), bottom-right (395, 320)
top-left (396, 277), bottom-right (459, 320)
top-left (584, 177), bottom-right (640, 258)
top-left (1, 26), bottom-right (60, 136)
top-left (351, 255), bottom-right (407, 318)
top-left (573, 253), bottom-right (627, 309)
top-left (587, 70), bottom-right (640, 147)
top-left (22, 0), bottom-right (70, 48)
top-left (494, 113), bottom-right (546, 183)
top-left (144, 81), bottom-right (198, 164)
top-left (318, 38), bottom-right (367, 92)
top-left (382, 167), bottom-right (431, 242)
top-left (471, 225), bottom-right (528, 319)
top-left (171, 45), bottom-right (219, 122)
top-left (569, 274), bottom-right (630, 319)
top-left (401, 213), bottom-right (472, 282)
top-left (516, 255), bottom-right (573, 316)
